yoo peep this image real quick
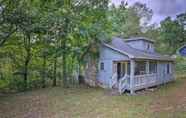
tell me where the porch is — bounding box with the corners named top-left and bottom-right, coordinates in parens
top-left (110, 60), bottom-right (173, 94)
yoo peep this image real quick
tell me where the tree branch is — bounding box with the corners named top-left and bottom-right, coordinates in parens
top-left (0, 28), bottom-right (16, 47)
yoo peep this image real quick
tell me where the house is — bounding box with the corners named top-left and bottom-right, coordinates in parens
top-left (97, 37), bottom-right (175, 94)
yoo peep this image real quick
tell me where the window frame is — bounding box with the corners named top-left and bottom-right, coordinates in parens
top-left (167, 63), bottom-right (171, 74)
top-left (100, 62), bottom-right (104, 71)
top-left (147, 44), bottom-right (150, 50)
top-left (149, 61), bottom-right (157, 74)
top-left (135, 61), bottom-right (146, 75)
top-left (127, 62), bottom-right (130, 75)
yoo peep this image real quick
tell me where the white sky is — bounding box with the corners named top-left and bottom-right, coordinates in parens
top-left (112, 0), bottom-right (186, 24)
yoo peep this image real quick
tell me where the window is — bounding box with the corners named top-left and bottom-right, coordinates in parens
top-left (135, 61), bottom-right (146, 75)
top-left (121, 63), bottom-right (126, 76)
top-left (147, 44), bottom-right (150, 50)
top-left (149, 61), bottom-right (157, 74)
top-left (167, 63), bottom-right (170, 74)
top-left (100, 62), bottom-right (104, 70)
top-left (127, 62), bottom-right (130, 75)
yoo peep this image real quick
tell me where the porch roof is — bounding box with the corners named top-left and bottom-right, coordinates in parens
top-left (103, 37), bottom-right (175, 61)
top-left (125, 37), bottom-right (154, 44)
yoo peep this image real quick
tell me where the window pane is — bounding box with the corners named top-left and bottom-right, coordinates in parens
top-left (147, 44), bottom-right (150, 50)
top-left (122, 63), bottom-right (126, 76)
top-left (135, 61), bottom-right (146, 75)
top-left (149, 61), bottom-right (157, 74)
top-left (167, 63), bottom-right (170, 74)
top-left (127, 62), bottom-right (130, 75)
top-left (100, 63), bottom-right (104, 70)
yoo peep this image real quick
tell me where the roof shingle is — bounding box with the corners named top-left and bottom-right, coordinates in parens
top-left (103, 37), bottom-right (174, 61)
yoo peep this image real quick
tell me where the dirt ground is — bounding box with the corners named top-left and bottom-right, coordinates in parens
top-left (150, 77), bottom-right (186, 117)
top-left (0, 77), bottom-right (186, 118)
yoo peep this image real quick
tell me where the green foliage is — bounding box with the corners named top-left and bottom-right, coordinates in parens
top-left (0, 79), bottom-right (9, 90)
top-left (109, 2), bottom-right (153, 38)
top-left (175, 56), bottom-right (186, 74)
top-left (159, 16), bottom-right (186, 54)
top-left (0, 0), bottom-right (111, 91)
top-left (0, 0), bottom-right (186, 92)
top-left (109, 3), bottom-right (141, 38)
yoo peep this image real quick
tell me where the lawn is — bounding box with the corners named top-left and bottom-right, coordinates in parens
top-left (0, 77), bottom-right (186, 118)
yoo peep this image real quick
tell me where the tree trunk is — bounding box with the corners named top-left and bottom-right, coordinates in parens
top-left (53, 55), bottom-right (57, 87)
top-left (23, 35), bottom-right (31, 90)
top-left (42, 54), bottom-right (46, 88)
top-left (61, 17), bottom-right (69, 88)
top-left (62, 48), bottom-right (68, 87)
top-left (24, 58), bottom-right (29, 90)
top-left (84, 56), bottom-right (98, 87)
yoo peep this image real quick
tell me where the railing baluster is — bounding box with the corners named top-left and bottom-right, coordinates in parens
top-left (110, 73), bottom-right (117, 89)
top-left (118, 75), bottom-right (129, 94)
top-left (134, 74), bottom-right (159, 87)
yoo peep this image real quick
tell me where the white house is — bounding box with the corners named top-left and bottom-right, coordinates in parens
top-left (97, 37), bottom-right (175, 94)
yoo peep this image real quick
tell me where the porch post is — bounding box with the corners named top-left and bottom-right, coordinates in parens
top-left (130, 59), bottom-right (135, 94)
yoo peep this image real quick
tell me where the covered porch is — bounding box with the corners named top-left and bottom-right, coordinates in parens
top-left (110, 59), bottom-right (172, 94)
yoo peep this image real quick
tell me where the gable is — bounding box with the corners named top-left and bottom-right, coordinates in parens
top-left (100, 45), bottom-right (130, 61)
top-left (126, 39), bottom-right (155, 52)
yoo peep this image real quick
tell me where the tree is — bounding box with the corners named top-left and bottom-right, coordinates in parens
top-left (109, 2), bottom-right (142, 38)
top-left (132, 2), bottom-right (153, 27)
top-left (76, 0), bottom-right (111, 86)
top-left (177, 12), bottom-right (186, 42)
top-left (1, 0), bottom-right (160, 91)
top-left (160, 17), bottom-right (185, 54)
top-left (0, 0), bottom-right (18, 47)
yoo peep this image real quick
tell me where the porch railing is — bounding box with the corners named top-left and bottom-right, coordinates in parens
top-left (110, 73), bottom-right (117, 89)
top-left (119, 74), bottom-right (129, 94)
top-left (134, 74), bottom-right (157, 88)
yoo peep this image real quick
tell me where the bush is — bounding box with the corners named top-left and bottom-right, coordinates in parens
top-left (176, 56), bottom-right (186, 74)
top-left (28, 78), bottom-right (43, 89)
top-left (0, 79), bottom-right (9, 90)
top-left (9, 77), bottom-right (25, 92)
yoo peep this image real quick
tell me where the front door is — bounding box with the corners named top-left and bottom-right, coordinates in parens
top-left (117, 63), bottom-right (121, 81)
top-left (117, 62), bottom-right (126, 80)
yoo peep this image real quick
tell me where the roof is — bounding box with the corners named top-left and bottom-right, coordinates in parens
top-left (178, 44), bottom-right (186, 56)
top-left (102, 37), bottom-right (174, 61)
top-left (125, 37), bottom-right (155, 44)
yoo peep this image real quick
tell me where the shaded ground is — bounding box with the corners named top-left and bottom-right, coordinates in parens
top-left (0, 77), bottom-right (186, 118)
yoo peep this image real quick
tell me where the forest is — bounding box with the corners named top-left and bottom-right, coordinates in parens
top-left (0, 0), bottom-right (186, 93)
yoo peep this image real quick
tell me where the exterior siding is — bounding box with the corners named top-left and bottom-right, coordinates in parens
top-left (127, 40), bottom-right (155, 52)
top-left (99, 45), bottom-right (129, 61)
top-left (98, 45), bottom-right (129, 87)
top-left (127, 40), bottom-right (144, 50)
top-left (98, 60), bottom-right (113, 87)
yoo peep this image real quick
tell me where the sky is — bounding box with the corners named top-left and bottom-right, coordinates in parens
top-left (112, 0), bottom-right (186, 24)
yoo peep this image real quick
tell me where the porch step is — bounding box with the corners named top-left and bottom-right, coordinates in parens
top-left (135, 86), bottom-right (158, 95)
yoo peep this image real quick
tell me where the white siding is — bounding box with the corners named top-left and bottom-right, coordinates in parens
top-left (98, 46), bottom-right (129, 87)
top-left (100, 46), bottom-right (129, 61)
top-left (126, 40), bottom-right (155, 52)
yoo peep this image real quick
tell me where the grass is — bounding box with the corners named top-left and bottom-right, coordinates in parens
top-left (0, 76), bottom-right (186, 118)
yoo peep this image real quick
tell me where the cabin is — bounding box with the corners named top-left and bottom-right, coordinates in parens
top-left (97, 37), bottom-right (175, 94)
